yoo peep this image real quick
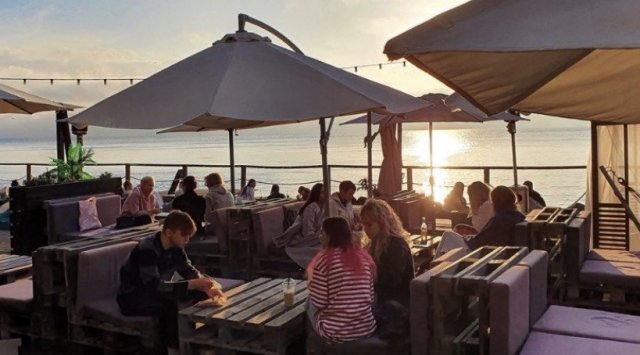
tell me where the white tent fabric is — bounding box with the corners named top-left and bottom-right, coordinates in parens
top-left (587, 124), bottom-right (640, 250)
top-left (70, 31), bottom-right (427, 129)
top-left (0, 83), bottom-right (80, 114)
top-left (384, 0), bottom-right (640, 123)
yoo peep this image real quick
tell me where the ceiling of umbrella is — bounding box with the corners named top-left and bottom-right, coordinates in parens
top-left (0, 83), bottom-right (81, 114)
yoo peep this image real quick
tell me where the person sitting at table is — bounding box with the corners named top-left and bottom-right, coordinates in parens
top-left (360, 199), bottom-right (413, 340)
top-left (307, 216), bottom-right (377, 343)
top-left (297, 185), bottom-right (311, 201)
top-left (443, 181), bottom-right (469, 213)
top-left (117, 211), bottom-right (224, 351)
top-left (171, 176), bottom-right (206, 235)
top-left (239, 179), bottom-right (256, 201)
top-left (281, 183), bottom-right (325, 268)
top-left (267, 184), bottom-right (285, 200)
top-left (121, 176), bottom-right (161, 216)
top-left (203, 173), bottom-right (235, 232)
top-left (435, 186), bottom-right (526, 257)
top-left (453, 181), bottom-right (494, 235)
top-left (329, 180), bottom-right (360, 229)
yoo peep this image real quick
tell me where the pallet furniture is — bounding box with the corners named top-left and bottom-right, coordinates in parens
top-left (0, 278), bottom-right (33, 340)
top-left (179, 277), bottom-right (307, 355)
top-left (409, 234), bottom-right (442, 275)
top-left (0, 255), bottom-right (32, 285)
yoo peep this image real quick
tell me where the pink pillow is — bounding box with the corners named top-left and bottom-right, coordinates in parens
top-left (78, 197), bottom-right (102, 232)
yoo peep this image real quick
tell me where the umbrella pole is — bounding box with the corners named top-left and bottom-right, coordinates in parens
top-left (228, 129), bottom-right (236, 194)
top-left (397, 122), bottom-right (403, 162)
top-left (429, 122), bottom-right (434, 198)
top-left (507, 121), bottom-right (518, 186)
top-left (320, 118), bottom-right (331, 217)
top-left (367, 112), bottom-right (373, 197)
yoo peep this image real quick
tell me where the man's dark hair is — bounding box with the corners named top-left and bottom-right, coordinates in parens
top-left (163, 210), bottom-right (196, 235)
top-left (339, 180), bottom-right (356, 192)
top-left (182, 176), bottom-right (197, 192)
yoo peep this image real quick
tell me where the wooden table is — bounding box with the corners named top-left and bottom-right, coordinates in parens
top-left (179, 277), bottom-right (308, 355)
top-left (0, 254), bottom-right (32, 285)
top-left (410, 234), bottom-right (442, 274)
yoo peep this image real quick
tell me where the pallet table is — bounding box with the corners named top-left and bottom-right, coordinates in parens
top-left (410, 234), bottom-right (442, 274)
top-left (179, 277), bottom-right (307, 355)
top-left (0, 255), bottom-right (32, 285)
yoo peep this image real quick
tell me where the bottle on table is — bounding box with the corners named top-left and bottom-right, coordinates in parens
top-left (420, 216), bottom-right (429, 240)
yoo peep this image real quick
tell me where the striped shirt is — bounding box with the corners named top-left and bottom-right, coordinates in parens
top-left (308, 248), bottom-right (376, 342)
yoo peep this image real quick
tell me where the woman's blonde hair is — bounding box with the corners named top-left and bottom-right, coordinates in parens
top-left (360, 199), bottom-right (410, 262)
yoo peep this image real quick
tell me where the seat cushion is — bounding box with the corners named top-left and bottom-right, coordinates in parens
top-left (533, 305), bottom-right (640, 344)
top-left (580, 260), bottom-right (640, 288)
top-left (489, 266), bottom-right (530, 355)
top-left (83, 299), bottom-right (158, 332)
top-left (520, 331), bottom-right (640, 355)
top-left (587, 249), bottom-right (640, 263)
top-left (0, 279), bottom-right (33, 310)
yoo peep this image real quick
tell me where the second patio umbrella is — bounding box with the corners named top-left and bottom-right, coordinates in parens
top-left (70, 14), bottom-right (427, 204)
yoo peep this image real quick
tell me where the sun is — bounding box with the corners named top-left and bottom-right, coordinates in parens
top-left (408, 129), bottom-right (467, 202)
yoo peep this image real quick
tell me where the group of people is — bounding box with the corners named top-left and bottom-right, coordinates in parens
top-left (435, 180), bottom-right (546, 257)
top-left (442, 180), bottom-right (546, 215)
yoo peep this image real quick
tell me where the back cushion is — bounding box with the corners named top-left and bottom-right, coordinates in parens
top-left (283, 201), bottom-right (304, 229)
top-left (402, 199), bottom-right (423, 232)
top-left (517, 250), bottom-right (548, 326)
top-left (252, 207), bottom-right (285, 255)
top-left (490, 265), bottom-right (530, 355)
top-left (94, 194), bottom-right (122, 226)
top-left (75, 241), bottom-right (138, 314)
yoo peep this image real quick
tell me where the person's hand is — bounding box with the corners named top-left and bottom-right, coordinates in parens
top-left (188, 277), bottom-right (215, 291)
top-left (353, 222), bottom-right (363, 232)
top-left (205, 286), bottom-right (224, 299)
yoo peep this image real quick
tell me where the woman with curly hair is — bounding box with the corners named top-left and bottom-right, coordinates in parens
top-left (360, 199), bottom-right (414, 309)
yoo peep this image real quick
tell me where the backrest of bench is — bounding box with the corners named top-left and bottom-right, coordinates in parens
top-left (252, 206), bottom-right (285, 255)
top-left (75, 241), bottom-right (138, 315)
top-left (489, 265), bottom-right (530, 355)
top-left (516, 250), bottom-right (548, 326)
top-left (45, 193), bottom-right (122, 244)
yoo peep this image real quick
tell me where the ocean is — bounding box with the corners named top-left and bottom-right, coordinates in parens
top-left (0, 115), bottom-right (591, 207)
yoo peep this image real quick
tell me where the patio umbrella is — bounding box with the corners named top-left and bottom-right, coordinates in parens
top-left (70, 14), bottom-right (427, 201)
top-left (0, 83), bottom-right (81, 160)
top-left (343, 93), bottom-right (523, 197)
top-left (384, 0), bottom-right (640, 123)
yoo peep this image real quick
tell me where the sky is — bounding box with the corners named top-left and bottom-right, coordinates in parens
top-left (0, 0), bottom-right (587, 139)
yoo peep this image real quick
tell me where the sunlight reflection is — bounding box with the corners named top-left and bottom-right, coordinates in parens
top-left (408, 129), bottom-right (467, 203)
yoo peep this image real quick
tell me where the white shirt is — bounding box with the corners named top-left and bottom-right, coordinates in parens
top-left (472, 200), bottom-right (494, 231)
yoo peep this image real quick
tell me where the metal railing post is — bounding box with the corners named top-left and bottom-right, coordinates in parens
top-left (240, 166), bottom-right (247, 192)
top-left (483, 168), bottom-right (490, 185)
top-left (181, 165), bottom-right (188, 177)
top-left (407, 167), bottom-right (413, 190)
top-left (125, 164), bottom-right (131, 182)
top-left (26, 164), bottom-right (32, 181)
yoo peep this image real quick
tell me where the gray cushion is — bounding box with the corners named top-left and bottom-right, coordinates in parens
top-left (46, 193), bottom-right (121, 243)
top-left (76, 241), bottom-right (138, 315)
top-left (489, 265), bottom-right (530, 355)
top-left (83, 298), bottom-right (157, 331)
top-left (520, 331), bottom-right (640, 355)
top-left (533, 305), bottom-right (640, 344)
top-left (587, 249), bottom-right (640, 263)
top-left (251, 206), bottom-right (285, 255)
top-left (580, 260), bottom-right (640, 288)
top-left (516, 250), bottom-right (548, 326)
top-left (410, 261), bottom-right (452, 355)
top-left (0, 279), bottom-right (33, 310)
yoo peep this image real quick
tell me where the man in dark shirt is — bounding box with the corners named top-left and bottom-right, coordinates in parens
top-left (171, 176), bottom-right (206, 235)
top-left (117, 211), bottom-right (222, 349)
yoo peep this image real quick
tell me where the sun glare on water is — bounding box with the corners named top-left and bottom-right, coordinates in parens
top-left (408, 129), bottom-right (467, 203)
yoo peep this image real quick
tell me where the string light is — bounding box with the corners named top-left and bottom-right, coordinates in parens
top-left (0, 60), bottom-right (408, 85)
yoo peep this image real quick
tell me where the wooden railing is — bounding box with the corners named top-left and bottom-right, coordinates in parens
top-left (0, 162), bottom-right (586, 192)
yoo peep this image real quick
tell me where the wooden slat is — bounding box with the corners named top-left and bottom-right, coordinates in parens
top-left (244, 289), bottom-right (308, 326)
top-left (193, 279), bottom-right (283, 319)
top-left (211, 280), bottom-right (301, 320)
top-left (227, 281), bottom-right (307, 322)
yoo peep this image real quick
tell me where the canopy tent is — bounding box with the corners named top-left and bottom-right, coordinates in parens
top-left (0, 83), bottom-right (81, 161)
top-left (384, 0), bottom-right (640, 124)
top-left (70, 14), bottom-right (427, 204)
top-left (342, 92), bottom-right (523, 197)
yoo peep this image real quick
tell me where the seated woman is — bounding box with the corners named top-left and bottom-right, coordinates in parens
top-left (283, 183), bottom-right (325, 268)
top-left (239, 179), bottom-right (256, 201)
top-left (453, 181), bottom-right (493, 235)
top-left (360, 199), bottom-right (414, 339)
top-left (307, 217), bottom-right (377, 343)
top-left (443, 181), bottom-right (469, 213)
top-left (267, 184), bottom-right (285, 200)
top-left (436, 185), bottom-right (526, 257)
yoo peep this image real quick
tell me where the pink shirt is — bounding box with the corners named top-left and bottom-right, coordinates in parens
top-left (122, 187), bottom-right (156, 215)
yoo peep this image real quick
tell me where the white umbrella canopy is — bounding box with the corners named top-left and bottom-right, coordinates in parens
top-left (70, 31), bottom-right (426, 129)
top-left (72, 14), bottom-right (428, 198)
top-left (384, 0), bottom-right (640, 123)
top-left (0, 83), bottom-right (80, 114)
top-left (343, 92), bottom-right (525, 196)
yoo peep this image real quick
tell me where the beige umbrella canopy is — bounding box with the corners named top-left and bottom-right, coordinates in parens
top-left (0, 83), bottom-right (80, 114)
top-left (384, 0), bottom-right (640, 123)
top-left (71, 14), bottom-right (427, 196)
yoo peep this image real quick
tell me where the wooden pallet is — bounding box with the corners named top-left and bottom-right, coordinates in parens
top-left (0, 254), bottom-right (32, 285)
top-left (179, 277), bottom-right (307, 355)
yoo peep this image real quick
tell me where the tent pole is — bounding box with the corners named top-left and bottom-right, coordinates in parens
top-left (320, 118), bottom-right (331, 217)
top-left (429, 122), bottom-right (434, 198)
top-left (397, 122), bottom-right (403, 163)
top-left (228, 129), bottom-right (236, 194)
top-left (367, 112), bottom-right (373, 197)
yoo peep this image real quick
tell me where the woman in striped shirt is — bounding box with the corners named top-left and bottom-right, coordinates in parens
top-left (307, 217), bottom-right (377, 343)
